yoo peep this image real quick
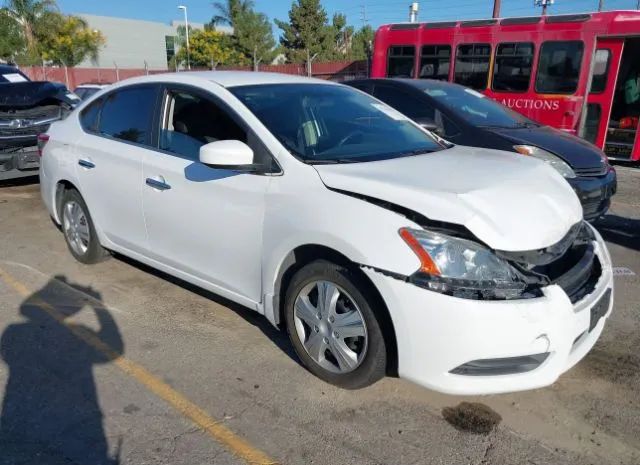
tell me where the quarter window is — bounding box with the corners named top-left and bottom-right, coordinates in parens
top-left (492, 42), bottom-right (534, 92)
top-left (535, 41), bottom-right (584, 94)
top-left (79, 98), bottom-right (103, 132)
top-left (99, 86), bottom-right (157, 145)
top-left (590, 49), bottom-right (611, 94)
top-left (419, 45), bottom-right (451, 81)
top-left (160, 90), bottom-right (247, 161)
top-left (387, 46), bottom-right (416, 78)
top-left (454, 43), bottom-right (491, 90)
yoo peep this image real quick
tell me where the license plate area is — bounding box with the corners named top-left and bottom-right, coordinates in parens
top-left (589, 288), bottom-right (611, 332)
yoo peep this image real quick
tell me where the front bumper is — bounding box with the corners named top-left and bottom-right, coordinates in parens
top-left (364, 227), bottom-right (613, 395)
top-left (0, 146), bottom-right (40, 181)
top-left (569, 167), bottom-right (617, 221)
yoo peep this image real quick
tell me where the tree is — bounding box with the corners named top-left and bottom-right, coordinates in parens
top-left (211, 0), bottom-right (254, 27)
top-left (175, 29), bottom-right (243, 69)
top-left (40, 15), bottom-right (104, 67)
top-left (2, 0), bottom-right (57, 52)
top-left (0, 9), bottom-right (25, 61)
top-left (234, 9), bottom-right (275, 70)
top-left (350, 25), bottom-right (374, 60)
top-left (275, 0), bottom-right (333, 66)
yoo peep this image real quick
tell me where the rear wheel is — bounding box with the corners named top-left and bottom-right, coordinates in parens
top-left (284, 260), bottom-right (387, 389)
top-left (61, 189), bottom-right (108, 264)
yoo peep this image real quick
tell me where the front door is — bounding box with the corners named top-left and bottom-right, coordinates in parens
top-left (581, 38), bottom-right (624, 149)
top-left (141, 85), bottom-right (271, 304)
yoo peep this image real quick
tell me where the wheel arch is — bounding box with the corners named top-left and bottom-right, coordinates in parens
top-left (54, 179), bottom-right (81, 223)
top-left (272, 243), bottom-right (399, 376)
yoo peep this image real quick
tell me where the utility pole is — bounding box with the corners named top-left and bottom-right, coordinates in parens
top-left (492, 0), bottom-right (501, 18)
top-left (535, 0), bottom-right (554, 16)
top-left (359, 3), bottom-right (368, 27)
top-left (178, 5), bottom-right (190, 70)
top-left (598, 0), bottom-right (604, 11)
top-left (409, 2), bottom-right (419, 23)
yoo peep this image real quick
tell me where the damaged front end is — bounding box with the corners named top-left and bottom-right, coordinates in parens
top-left (0, 80), bottom-right (77, 181)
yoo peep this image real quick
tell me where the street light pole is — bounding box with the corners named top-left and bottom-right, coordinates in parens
top-left (178, 5), bottom-right (190, 70)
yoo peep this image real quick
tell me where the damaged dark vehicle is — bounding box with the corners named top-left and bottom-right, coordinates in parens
top-left (0, 64), bottom-right (79, 181)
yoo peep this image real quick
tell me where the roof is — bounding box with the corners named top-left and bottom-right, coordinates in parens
top-left (179, 71), bottom-right (336, 88)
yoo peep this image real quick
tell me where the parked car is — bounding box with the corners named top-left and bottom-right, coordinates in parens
top-left (0, 64), bottom-right (80, 181)
top-left (40, 72), bottom-right (614, 395)
top-left (74, 83), bottom-right (110, 101)
top-left (347, 78), bottom-right (617, 222)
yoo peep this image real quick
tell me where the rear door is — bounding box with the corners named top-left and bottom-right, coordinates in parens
top-left (581, 38), bottom-right (624, 148)
top-left (74, 84), bottom-right (160, 252)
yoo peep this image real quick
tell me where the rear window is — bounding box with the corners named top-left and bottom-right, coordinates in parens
top-left (419, 45), bottom-right (451, 81)
top-left (99, 86), bottom-right (157, 146)
top-left (387, 46), bottom-right (415, 78)
top-left (492, 42), bottom-right (534, 92)
top-left (454, 43), bottom-right (491, 90)
top-left (535, 41), bottom-right (584, 94)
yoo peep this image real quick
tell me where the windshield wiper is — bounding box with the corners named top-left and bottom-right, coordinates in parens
top-left (306, 159), bottom-right (358, 165)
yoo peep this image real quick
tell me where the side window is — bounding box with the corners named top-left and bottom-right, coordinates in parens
top-left (99, 86), bottom-right (157, 145)
top-left (535, 41), bottom-right (584, 94)
top-left (160, 90), bottom-right (247, 162)
top-left (454, 43), bottom-right (491, 90)
top-left (492, 42), bottom-right (534, 92)
top-left (374, 85), bottom-right (433, 119)
top-left (79, 97), bottom-right (103, 132)
top-left (590, 49), bottom-right (611, 94)
top-left (387, 46), bottom-right (416, 78)
top-left (419, 45), bottom-right (451, 80)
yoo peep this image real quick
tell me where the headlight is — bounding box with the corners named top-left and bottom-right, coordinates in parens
top-left (399, 228), bottom-right (529, 300)
top-left (514, 145), bottom-right (576, 179)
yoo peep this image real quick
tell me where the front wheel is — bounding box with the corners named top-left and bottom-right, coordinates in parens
top-left (284, 260), bottom-right (387, 389)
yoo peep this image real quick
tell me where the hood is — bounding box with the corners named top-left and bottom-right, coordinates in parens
top-left (488, 125), bottom-right (607, 170)
top-left (314, 146), bottom-right (582, 251)
top-left (0, 81), bottom-right (77, 108)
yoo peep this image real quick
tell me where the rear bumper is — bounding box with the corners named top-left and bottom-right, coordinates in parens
top-left (364, 226), bottom-right (613, 395)
top-left (569, 167), bottom-right (617, 221)
top-left (0, 147), bottom-right (40, 181)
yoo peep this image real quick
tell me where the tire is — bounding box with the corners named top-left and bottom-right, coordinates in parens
top-left (284, 260), bottom-right (387, 389)
top-left (60, 189), bottom-right (108, 264)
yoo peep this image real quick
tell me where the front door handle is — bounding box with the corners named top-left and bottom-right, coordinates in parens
top-left (145, 177), bottom-right (171, 191)
top-left (78, 159), bottom-right (95, 169)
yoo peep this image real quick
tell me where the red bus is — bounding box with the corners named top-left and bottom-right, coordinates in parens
top-left (372, 10), bottom-right (640, 162)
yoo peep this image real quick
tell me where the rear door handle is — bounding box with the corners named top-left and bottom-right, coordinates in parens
top-left (78, 159), bottom-right (95, 169)
top-left (145, 177), bottom-right (171, 191)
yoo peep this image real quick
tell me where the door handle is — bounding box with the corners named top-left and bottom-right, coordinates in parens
top-left (78, 159), bottom-right (95, 169)
top-left (145, 177), bottom-right (171, 191)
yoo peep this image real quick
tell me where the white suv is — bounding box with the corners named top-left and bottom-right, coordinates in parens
top-left (39, 72), bottom-right (614, 395)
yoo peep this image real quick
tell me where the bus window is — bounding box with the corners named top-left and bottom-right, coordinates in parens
top-left (387, 46), bottom-right (416, 78)
top-left (535, 41), bottom-right (584, 94)
top-left (492, 42), bottom-right (534, 92)
top-left (454, 44), bottom-right (491, 90)
top-left (419, 45), bottom-right (451, 81)
top-left (590, 49), bottom-right (611, 94)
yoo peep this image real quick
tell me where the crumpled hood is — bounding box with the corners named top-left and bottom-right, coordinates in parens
top-left (314, 146), bottom-right (583, 251)
top-left (0, 81), bottom-right (74, 108)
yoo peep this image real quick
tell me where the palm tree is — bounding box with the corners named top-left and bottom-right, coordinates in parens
top-left (2, 0), bottom-right (57, 51)
top-left (211, 0), bottom-right (254, 27)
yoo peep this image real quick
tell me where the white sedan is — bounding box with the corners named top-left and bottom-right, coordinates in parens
top-left (39, 72), bottom-right (614, 394)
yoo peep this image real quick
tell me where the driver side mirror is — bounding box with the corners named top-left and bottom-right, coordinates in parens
top-left (199, 140), bottom-right (257, 172)
top-left (415, 117), bottom-right (444, 137)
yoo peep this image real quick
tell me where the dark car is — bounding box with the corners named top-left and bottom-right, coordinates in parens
top-left (0, 64), bottom-right (79, 181)
top-left (347, 78), bottom-right (617, 221)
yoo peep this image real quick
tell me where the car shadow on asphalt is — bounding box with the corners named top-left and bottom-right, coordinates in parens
top-left (0, 175), bottom-right (39, 188)
top-left (595, 214), bottom-right (640, 252)
top-left (114, 254), bottom-right (300, 365)
top-left (0, 276), bottom-right (123, 465)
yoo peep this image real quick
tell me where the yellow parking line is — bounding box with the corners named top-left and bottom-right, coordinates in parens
top-left (0, 266), bottom-right (278, 465)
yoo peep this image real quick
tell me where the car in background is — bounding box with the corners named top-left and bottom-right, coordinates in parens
top-left (347, 78), bottom-right (617, 222)
top-left (74, 83), bottom-right (110, 101)
top-left (0, 64), bottom-right (80, 181)
top-left (40, 72), bottom-right (613, 395)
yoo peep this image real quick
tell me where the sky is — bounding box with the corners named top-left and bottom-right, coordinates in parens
top-left (55, 0), bottom-right (640, 32)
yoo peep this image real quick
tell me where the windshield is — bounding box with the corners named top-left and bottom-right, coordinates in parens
top-left (230, 83), bottom-right (444, 163)
top-left (424, 85), bottom-right (535, 129)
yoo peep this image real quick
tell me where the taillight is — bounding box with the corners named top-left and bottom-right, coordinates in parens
top-left (37, 133), bottom-right (50, 157)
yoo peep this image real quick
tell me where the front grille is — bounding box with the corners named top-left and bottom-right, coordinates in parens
top-left (0, 104), bottom-right (61, 120)
top-left (0, 123), bottom-right (51, 138)
top-left (574, 165), bottom-right (608, 177)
